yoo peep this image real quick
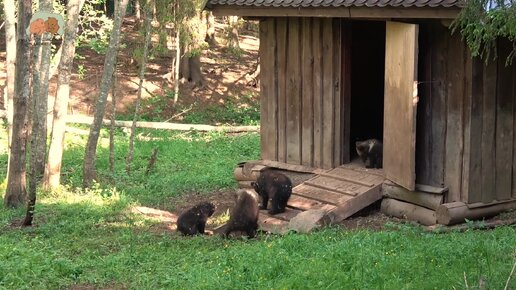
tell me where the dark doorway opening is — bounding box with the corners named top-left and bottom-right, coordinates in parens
top-left (349, 20), bottom-right (386, 161)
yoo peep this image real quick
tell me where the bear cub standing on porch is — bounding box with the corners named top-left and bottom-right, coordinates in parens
top-left (251, 169), bottom-right (292, 215)
top-left (356, 139), bottom-right (383, 169)
top-left (177, 201), bottom-right (215, 236)
top-left (221, 189), bottom-right (260, 238)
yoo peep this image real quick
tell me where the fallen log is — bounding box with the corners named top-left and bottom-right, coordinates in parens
top-left (65, 115), bottom-right (260, 133)
top-left (383, 182), bottom-right (444, 210)
top-left (381, 198), bottom-right (436, 226)
top-left (233, 167), bottom-right (260, 181)
top-left (436, 200), bottom-right (516, 225)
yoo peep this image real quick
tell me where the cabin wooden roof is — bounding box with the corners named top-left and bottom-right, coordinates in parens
top-left (206, 0), bottom-right (465, 8)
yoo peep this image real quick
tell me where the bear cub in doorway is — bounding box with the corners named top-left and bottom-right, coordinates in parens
top-left (355, 139), bottom-right (383, 169)
top-left (221, 189), bottom-right (260, 238)
top-left (251, 169), bottom-right (292, 215)
top-left (177, 201), bottom-right (215, 236)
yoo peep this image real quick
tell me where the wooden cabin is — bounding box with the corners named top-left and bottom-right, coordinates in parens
top-left (205, 0), bottom-right (516, 229)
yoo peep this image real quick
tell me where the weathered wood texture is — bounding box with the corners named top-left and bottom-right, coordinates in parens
top-left (436, 200), bottom-right (516, 225)
top-left (381, 198), bottom-right (436, 226)
top-left (259, 18), bottom-right (349, 169)
top-left (383, 182), bottom-right (444, 210)
top-left (416, 22), bottom-right (448, 188)
top-left (417, 23), bottom-right (516, 204)
top-left (383, 21), bottom-right (418, 191)
top-left (462, 40), bottom-right (516, 203)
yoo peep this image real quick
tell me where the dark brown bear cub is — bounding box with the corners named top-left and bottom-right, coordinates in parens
top-left (222, 189), bottom-right (259, 238)
top-left (355, 139), bottom-right (383, 169)
top-left (251, 169), bottom-right (292, 215)
top-left (177, 202), bottom-right (215, 236)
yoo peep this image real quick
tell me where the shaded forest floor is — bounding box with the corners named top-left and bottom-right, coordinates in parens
top-left (0, 16), bottom-right (260, 125)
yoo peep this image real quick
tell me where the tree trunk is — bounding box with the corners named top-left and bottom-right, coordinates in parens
top-left (109, 71), bottom-right (117, 173)
top-left (227, 16), bottom-right (240, 49)
top-left (126, 0), bottom-right (152, 174)
top-left (134, 0), bottom-right (141, 20)
top-left (173, 3), bottom-right (180, 105)
top-left (5, 0), bottom-right (32, 208)
top-left (204, 11), bottom-right (217, 47)
top-left (43, 0), bottom-right (86, 190)
top-left (178, 13), bottom-right (205, 88)
top-left (83, 0), bottom-right (129, 188)
top-left (24, 0), bottom-right (53, 226)
top-left (4, 0), bottom-right (16, 149)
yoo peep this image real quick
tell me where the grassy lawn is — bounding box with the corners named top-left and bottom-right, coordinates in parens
top-left (0, 125), bottom-right (515, 290)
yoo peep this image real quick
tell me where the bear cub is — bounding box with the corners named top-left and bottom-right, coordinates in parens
top-left (251, 169), bottom-right (292, 215)
top-left (222, 189), bottom-right (260, 238)
top-left (355, 139), bottom-right (383, 169)
top-left (177, 201), bottom-right (215, 236)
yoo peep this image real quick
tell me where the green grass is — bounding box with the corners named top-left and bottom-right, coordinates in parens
top-left (1, 125), bottom-right (515, 290)
top-left (124, 92), bottom-right (260, 125)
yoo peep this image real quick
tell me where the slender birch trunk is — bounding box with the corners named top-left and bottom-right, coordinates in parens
top-left (126, 0), bottom-right (153, 174)
top-left (43, 0), bottom-right (86, 190)
top-left (83, 0), bottom-right (129, 188)
top-left (24, 0), bottom-right (53, 225)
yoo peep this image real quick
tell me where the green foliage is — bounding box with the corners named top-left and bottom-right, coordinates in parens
top-left (125, 91), bottom-right (260, 125)
top-left (226, 46), bottom-right (244, 58)
top-left (1, 125), bottom-right (516, 289)
top-left (451, 0), bottom-right (516, 64)
top-left (182, 99), bottom-right (260, 126)
top-left (76, 64), bottom-right (86, 80)
top-left (74, 0), bottom-right (114, 53)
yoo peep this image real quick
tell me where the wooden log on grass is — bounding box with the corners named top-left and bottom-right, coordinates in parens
top-left (238, 181), bottom-right (253, 188)
top-left (66, 115), bottom-right (260, 133)
top-left (381, 198), bottom-right (436, 226)
top-left (383, 182), bottom-right (444, 210)
top-left (233, 167), bottom-right (260, 181)
top-left (436, 200), bottom-right (516, 225)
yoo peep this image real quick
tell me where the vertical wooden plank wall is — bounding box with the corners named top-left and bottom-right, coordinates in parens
top-left (286, 18), bottom-right (302, 164)
top-left (417, 23), bottom-right (448, 188)
top-left (259, 17), bottom-right (348, 169)
top-left (445, 38), bottom-right (516, 204)
top-left (481, 60), bottom-right (497, 203)
top-left (259, 19), bottom-right (277, 161)
top-left (276, 18), bottom-right (288, 163)
top-left (301, 18), bottom-right (314, 166)
top-left (444, 33), bottom-right (465, 203)
top-left (341, 21), bottom-right (352, 164)
top-left (418, 24), bottom-right (516, 204)
top-left (513, 59), bottom-right (516, 200)
top-left (313, 19), bottom-right (323, 168)
top-left (496, 41), bottom-right (515, 201)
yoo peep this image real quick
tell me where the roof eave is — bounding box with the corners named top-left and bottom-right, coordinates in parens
top-left (207, 5), bottom-right (462, 19)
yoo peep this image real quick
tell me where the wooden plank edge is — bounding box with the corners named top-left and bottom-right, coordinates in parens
top-left (324, 185), bottom-right (383, 224)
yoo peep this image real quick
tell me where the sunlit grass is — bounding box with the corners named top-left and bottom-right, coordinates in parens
top-left (0, 124), bottom-right (515, 290)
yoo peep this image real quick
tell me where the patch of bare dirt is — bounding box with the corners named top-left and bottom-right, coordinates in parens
top-left (64, 17), bottom-right (260, 121)
top-left (0, 16), bottom-right (260, 122)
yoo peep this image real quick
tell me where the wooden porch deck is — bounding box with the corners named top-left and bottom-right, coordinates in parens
top-left (255, 163), bottom-right (385, 233)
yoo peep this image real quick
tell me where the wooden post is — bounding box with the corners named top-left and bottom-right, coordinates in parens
top-left (436, 200), bottom-right (516, 225)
